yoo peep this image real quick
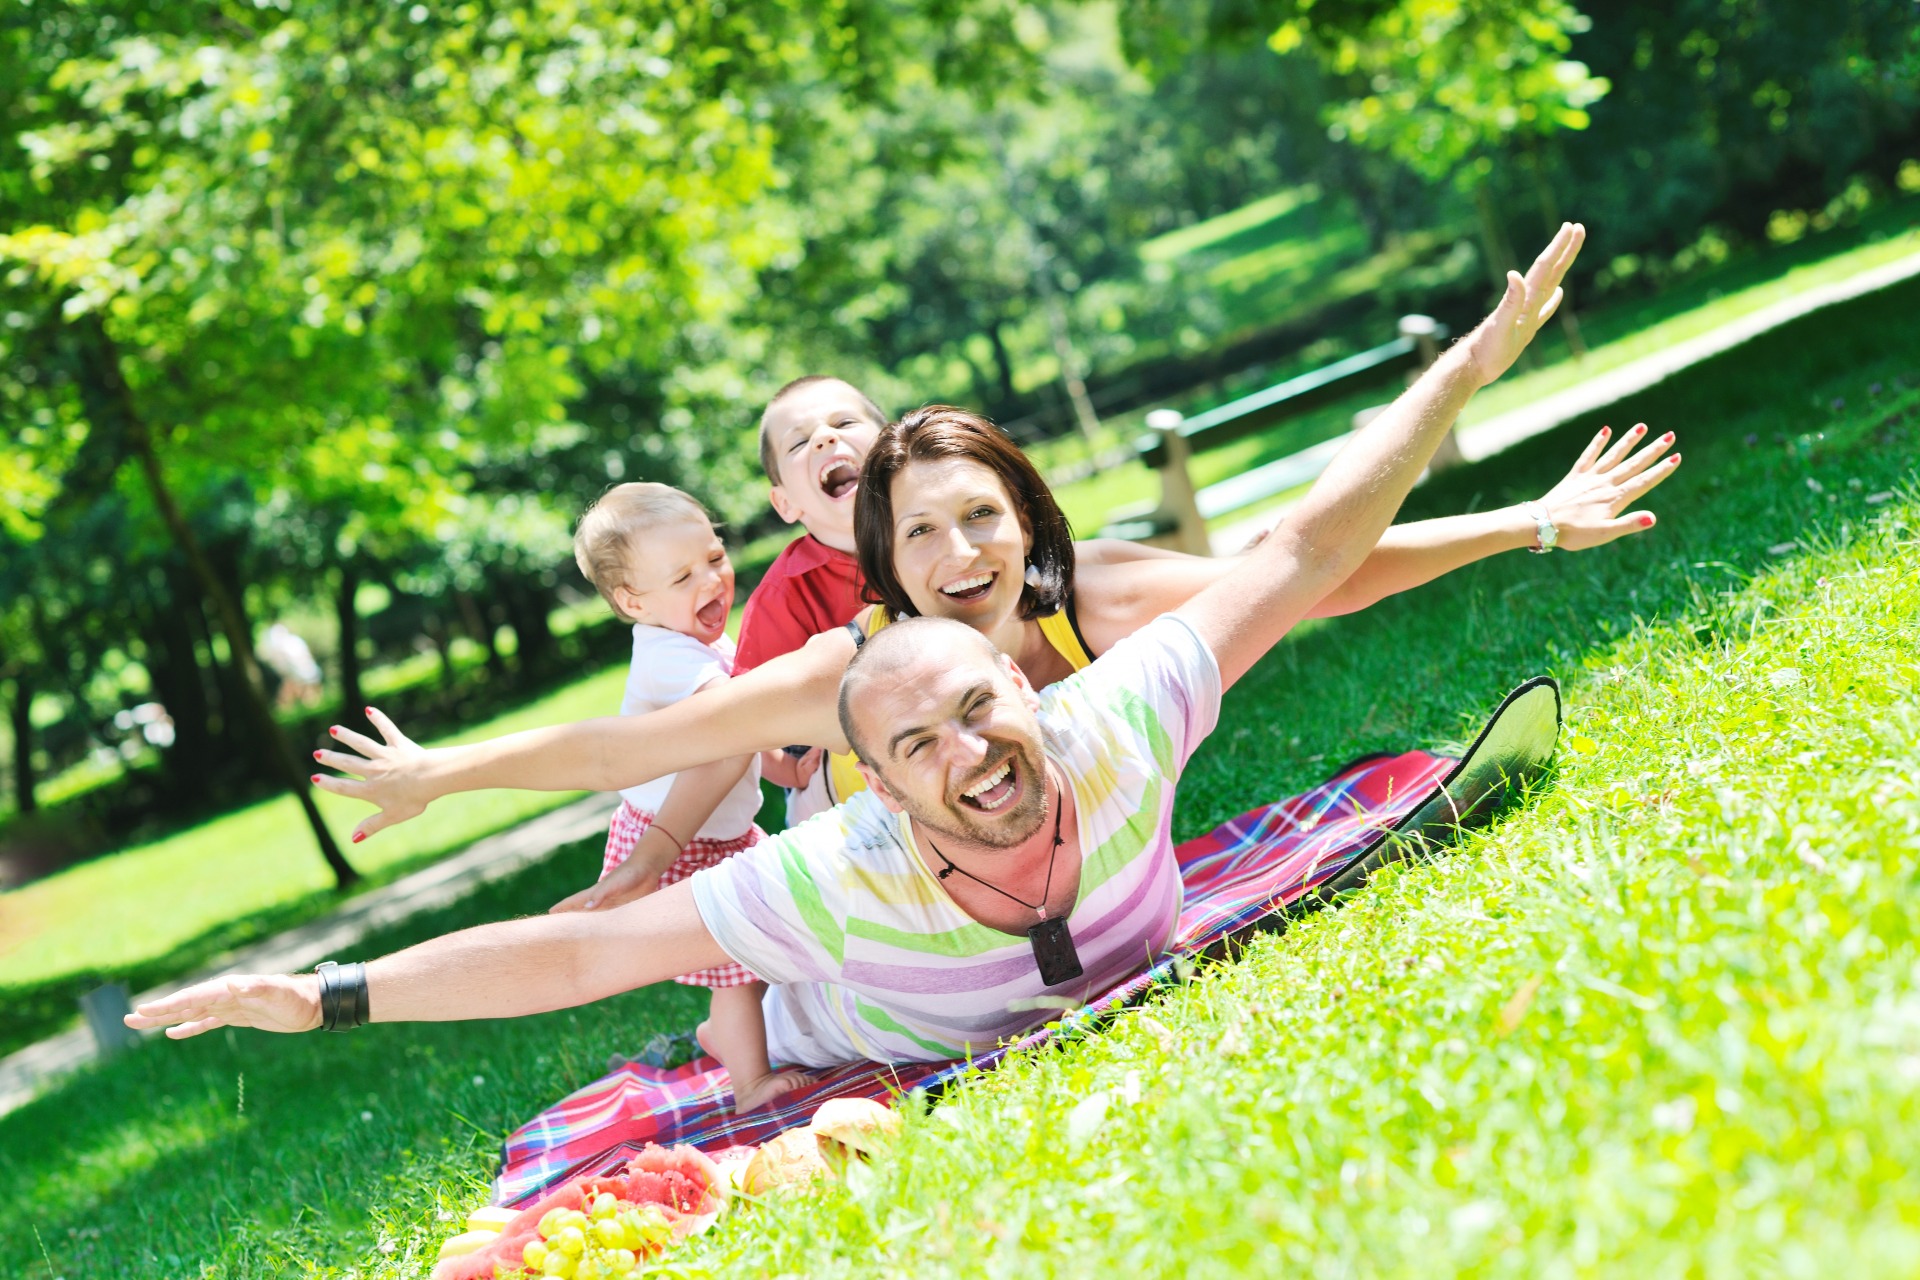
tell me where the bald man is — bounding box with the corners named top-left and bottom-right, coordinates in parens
top-left (130, 226), bottom-right (1593, 1066)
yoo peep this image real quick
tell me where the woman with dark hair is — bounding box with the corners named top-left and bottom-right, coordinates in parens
top-left (316, 394), bottom-right (1679, 889)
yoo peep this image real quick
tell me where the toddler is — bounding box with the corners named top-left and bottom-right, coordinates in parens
top-left (569, 482), bottom-right (808, 1112)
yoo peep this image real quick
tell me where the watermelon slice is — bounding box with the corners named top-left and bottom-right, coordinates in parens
top-left (428, 1148), bottom-right (726, 1280)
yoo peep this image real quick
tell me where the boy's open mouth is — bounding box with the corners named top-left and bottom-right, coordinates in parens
top-left (939, 572), bottom-right (996, 604)
top-left (957, 754), bottom-right (1019, 813)
top-left (695, 597), bottom-right (728, 631)
top-left (818, 460), bottom-right (859, 501)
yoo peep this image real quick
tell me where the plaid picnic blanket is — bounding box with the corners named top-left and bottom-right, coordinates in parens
top-left (495, 748), bottom-right (1456, 1206)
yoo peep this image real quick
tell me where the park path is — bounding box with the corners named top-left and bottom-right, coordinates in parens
top-left (1208, 246), bottom-right (1920, 553)
top-left (0, 792), bottom-right (618, 1118)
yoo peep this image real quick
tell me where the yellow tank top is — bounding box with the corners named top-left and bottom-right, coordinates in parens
top-left (823, 606), bottom-right (1094, 804)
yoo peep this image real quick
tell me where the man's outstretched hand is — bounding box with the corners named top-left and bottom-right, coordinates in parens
top-left (1462, 222), bottom-right (1585, 387)
top-left (1537, 422), bottom-right (1683, 550)
top-left (312, 707), bottom-right (433, 843)
top-left (125, 973), bottom-right (322, 1039)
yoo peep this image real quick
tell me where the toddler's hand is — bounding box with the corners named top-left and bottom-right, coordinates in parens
top-left (550, 844), bottom-right (675, 913)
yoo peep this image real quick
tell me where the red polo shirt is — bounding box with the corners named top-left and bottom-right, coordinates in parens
top-left (733, 534), bottom-right (868, 674)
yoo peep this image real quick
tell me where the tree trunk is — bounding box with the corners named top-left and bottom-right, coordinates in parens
top-left (985, 320), bottom-right (1019, 407)
top-left (143, 564), bottom-right (217, 797)
top-left (504, 576), bottom-right (554, 678)
top-left (7, 674), bottom-right (34, 815)
top-left (74, 318), bottom-right (359, 888)
top-left (456, 590), bottom-right (504, 679)
top-left (1526, 143), bottom-right (1589, 358)
top-left (1472, 180), bottom-right (1538, 370)
top-left (335, 560), bottom-right (363, 718)
top-left (423, 608), bottom-right (457, 689)
top-left (1039, 285), bottom-right (1102, 449)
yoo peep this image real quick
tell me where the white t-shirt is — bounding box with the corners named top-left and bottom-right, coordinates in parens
top-left (617, 626), bottom-right (763, 841)
top-left (691, 613), bottom-right (1221, 1069)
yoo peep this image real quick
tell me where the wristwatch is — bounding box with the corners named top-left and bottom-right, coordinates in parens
top-left (1524, 501), bottom-right (1559, 554)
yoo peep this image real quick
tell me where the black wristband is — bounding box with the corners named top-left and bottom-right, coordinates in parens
top-left (316, 961), bottom-right (370, 1032)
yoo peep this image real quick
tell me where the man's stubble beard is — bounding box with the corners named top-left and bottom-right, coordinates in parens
top-left (895, 738), bottom-right (1050, 850)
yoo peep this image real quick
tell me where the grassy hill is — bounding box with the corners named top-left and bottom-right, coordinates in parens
top-left (3, 254), bottom-right (1916, 1279)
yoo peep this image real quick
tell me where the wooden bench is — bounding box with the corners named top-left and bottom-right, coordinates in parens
top-left (1098, 315), bottom-right (1449, 554)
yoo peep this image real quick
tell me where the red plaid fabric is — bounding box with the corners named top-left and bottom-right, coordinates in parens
top-left (498, 750), bottom-right (1456, 1205)
top-left (602, 801), bottom-right (763, 989)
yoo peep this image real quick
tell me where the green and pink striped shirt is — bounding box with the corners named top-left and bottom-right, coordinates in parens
top-left (689, 615), bottom-right (1221, 1069)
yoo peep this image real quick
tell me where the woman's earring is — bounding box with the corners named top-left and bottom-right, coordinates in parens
top-left (1024, 563), bottom-right (1044, 590)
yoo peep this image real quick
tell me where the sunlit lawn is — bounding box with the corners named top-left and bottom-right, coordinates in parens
top-left (4, 266), bottom-right (1915, 1277)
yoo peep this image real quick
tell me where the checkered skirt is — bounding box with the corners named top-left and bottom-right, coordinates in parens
top-left (602, 801), bottom-right (763, 989)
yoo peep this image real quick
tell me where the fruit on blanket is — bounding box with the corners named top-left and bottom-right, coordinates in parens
top-left (810, 1097), bottom-right (901, 1160)
top-left (467, 1206), bottom-right (519, 1233)
top-left (711, 1147), bottom-right (757, 1195)
top-left (742, 1127), bottom-right (831, 1194)
top-left (435, 1230), bottom-right (500, 1260)
top-left (429, 1146), bottom-right (726, 1280)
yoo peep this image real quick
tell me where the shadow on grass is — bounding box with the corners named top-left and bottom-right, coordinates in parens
top-left (0, 812), bottom-right (618, 1060)
top-left (2, 277), bottom-right (1916, 1279)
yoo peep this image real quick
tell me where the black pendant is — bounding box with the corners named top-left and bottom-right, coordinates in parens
top-left (1028, 915), bottom-right (1083, 986)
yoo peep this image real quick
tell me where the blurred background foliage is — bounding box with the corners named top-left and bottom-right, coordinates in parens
top-left (0, 0), bottom-right (1915, 885)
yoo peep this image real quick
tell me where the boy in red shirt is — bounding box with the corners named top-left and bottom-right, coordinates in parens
top-left (734, 375), bottom-right (888, 823)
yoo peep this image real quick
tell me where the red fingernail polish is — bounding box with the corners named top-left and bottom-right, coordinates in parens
top-left (329, 726), bottom-right (338, 736)
top-left (1670, 453), bottom-right (1681, 463)
top-left (311, 774), bottom-right (322, 784)
top-left (313, 750), bottom-right (323, 761)
top-left (1661, 432), bottom-right (1674, 443)
top-left (1641, 513), bottom-right (1655, 527)
top-left (364, 707), bottom-right (373, 716)
top-left (353, 831), bottom-right (365, 843)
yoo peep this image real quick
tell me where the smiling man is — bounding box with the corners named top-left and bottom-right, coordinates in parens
top-left (128, 226), bottom-right (1588, 1062)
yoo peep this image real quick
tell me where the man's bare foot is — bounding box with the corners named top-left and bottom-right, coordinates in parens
top-left (729, 1068), bottom-right (813, 1114)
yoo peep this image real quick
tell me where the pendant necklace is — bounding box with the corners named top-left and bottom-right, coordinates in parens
top-left (924, 766), bottom-right (1084, 986)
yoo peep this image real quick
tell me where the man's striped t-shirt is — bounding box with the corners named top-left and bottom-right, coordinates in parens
top-left (689, 613), bottom-right (1222, 1070)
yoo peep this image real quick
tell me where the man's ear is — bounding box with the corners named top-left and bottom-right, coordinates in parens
top-left (856, 761), bottom-right (905, 814)
top-left (768, 484), bottom-right (803, 526)
top-left (999, 653), bottom-right (1042, 712)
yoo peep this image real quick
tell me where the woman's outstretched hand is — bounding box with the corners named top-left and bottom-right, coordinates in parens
top-left (1536, 422), bottom-right (1681, 550)
top-left (312, 707), bottom-right (434, 843)
top-left (1462, 222), bottom-right (1585, 388)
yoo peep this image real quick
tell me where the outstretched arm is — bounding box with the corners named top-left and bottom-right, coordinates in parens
top-left (1309, 422), bottom-right (1678, 615)
top-left (125, 881), bottom-right (729, 1039)
top-left (1076, 409), bottom-right (1674, 641)
top-left (1177, 224), bottom-right (1586, 687)
top-left (315, 627), bottom-right (854, 842)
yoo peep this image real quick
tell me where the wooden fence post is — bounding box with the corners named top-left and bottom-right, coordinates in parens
top-left (1146, 409), bottom-right (1213, 557)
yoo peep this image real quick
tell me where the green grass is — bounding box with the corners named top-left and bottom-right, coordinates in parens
top-left (4, 275), bottom-right (1918, 1277)
top-left (0, 664), bottom-right (630, 1057)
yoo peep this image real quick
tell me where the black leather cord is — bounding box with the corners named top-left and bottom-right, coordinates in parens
top-left (315, 960), bottom-right (369, 1031)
